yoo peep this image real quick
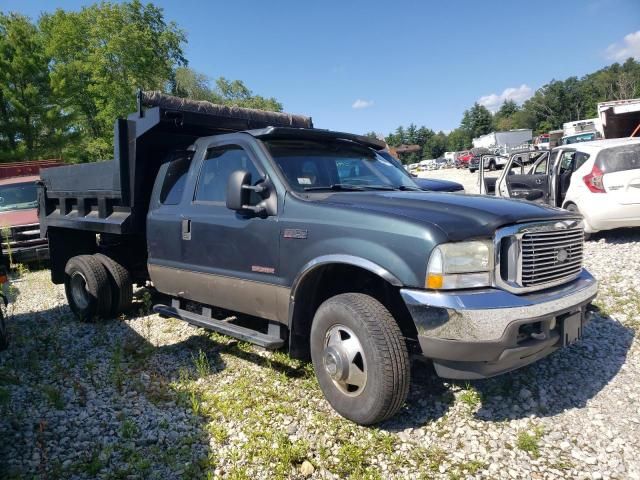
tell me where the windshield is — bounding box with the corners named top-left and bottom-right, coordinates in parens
top-left (263, 139), bottom-right (420, 192)
top-left (0, 182), bottom-right (38, 212)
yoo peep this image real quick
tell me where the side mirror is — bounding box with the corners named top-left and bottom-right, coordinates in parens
top-left (226, 170), bottom-right (267, 213)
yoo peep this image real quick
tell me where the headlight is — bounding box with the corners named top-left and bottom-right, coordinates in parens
top-left (426, 240), bottom-right (494, 289)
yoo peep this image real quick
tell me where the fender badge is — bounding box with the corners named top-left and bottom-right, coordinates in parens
top-left (282, 228), bottom-right (308, 239)
top-left (252, 265), bottom-right (275, 274)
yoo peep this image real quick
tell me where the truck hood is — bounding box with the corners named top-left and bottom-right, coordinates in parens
top-left (0, 208), bottom-right (38, 228)
top-left (315, 191), bottom-right (577, 241)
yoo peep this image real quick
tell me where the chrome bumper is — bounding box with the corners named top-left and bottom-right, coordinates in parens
top-left (401, 269), bottom-right (597, 342)
top-left (400, 269), bottom-right (598, 379)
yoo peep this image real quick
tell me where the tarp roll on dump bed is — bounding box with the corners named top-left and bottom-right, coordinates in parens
top-left (139, 91), bottom-right (313, 129)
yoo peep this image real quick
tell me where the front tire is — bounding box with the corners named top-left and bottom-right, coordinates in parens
top-left (64, 255), bottom-right (113, 322)
top-left (310, 293), bottom-right (410, 425)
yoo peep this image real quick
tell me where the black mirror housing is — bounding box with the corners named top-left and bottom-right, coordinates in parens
top-left (226, 170), bottom-right (252, 211)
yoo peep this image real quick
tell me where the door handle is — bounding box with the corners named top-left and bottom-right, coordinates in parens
top-left (181, 218), bottom-right (192, 241)
top-left (535, 178), bottom-right (543, 185)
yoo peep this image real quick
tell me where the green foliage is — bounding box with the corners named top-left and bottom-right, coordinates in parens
top-left (515, 426), bottom-right (544, 458)
top-left (0, 13), bottom-right (67, 161)
top-left (0, 1), bottom-right (283, 164)
top-left (423, 131), bottom-right (448, 159)
top-left (39, 0), bottom-right (187, 162)
top-left (460, 102), bottom-right (494, 138)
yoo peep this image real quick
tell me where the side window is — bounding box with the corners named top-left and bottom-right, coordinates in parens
top-left (195, 144), bottom-right (261, 203)
top-left (559, 151), bottom-right (575, 172)
top-left (160, 153), bottom-right (192, 205)
top-left (573, 152), bottom-right (590, 171)
top-left (534, 158), bottom-right (548, 175)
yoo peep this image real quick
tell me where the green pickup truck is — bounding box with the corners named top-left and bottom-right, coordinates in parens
top-left (39, 92), bottom-right (598, 424)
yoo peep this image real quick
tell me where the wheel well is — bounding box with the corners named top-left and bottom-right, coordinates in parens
top-left (288, 263), bottom-right (419, 360)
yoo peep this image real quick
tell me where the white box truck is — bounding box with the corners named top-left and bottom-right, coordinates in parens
top-left (472, 129), bottom-right (533, 153)
top-left (598, 98), bottom-right (640, 139)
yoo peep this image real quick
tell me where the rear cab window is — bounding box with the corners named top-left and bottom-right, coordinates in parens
top-left (160, 153), bottom-right (192, 205)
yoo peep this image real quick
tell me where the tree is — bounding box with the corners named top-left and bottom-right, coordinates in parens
top-left (460, 103), bottom-right (493, 138)
top-left (446, 128), bottom-right (471, 151)
top-left (40, 0), bottom-right (187, 161)
top-left (405, 123), bottom-right (418, 144)
top-left (423, 131), bottom-right (447, 159)
top-left (172, 68), bottom-right (283, 111)
top-left (0, 13), bottom-right (66, 160)
top-left (415, 126), bottom-right (434, 148)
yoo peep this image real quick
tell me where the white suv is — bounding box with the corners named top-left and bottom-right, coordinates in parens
top-left (562, 138), bottom-right (640, 234)
top-left (482, 138), bottom-right (640, 236)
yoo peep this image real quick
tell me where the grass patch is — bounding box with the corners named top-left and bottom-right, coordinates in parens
top-left (516, 425), bottom-right (544, 458)
top-left (459, 383), bottom-right (482, 409)
top-left (121, 418), bottom-right (139, 440)
top-left (41, 384), bottom-right (64, 409)
top-left (192, 349), bottom-right (211, 378)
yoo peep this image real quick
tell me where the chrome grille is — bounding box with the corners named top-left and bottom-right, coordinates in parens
top-left (1, 223), bottom-right (45, 249)
top-left (494, 220), bottom-right (585, 294)
top-left (520, 228), bottom-right (584, 287)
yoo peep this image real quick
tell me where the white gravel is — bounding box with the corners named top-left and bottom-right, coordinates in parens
top-left (1, 227), bottom-right (639, 479)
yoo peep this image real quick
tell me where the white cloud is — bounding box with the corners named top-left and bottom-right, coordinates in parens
top-left (606, 30), bottom-right (640, 61)
top-left (478, 84), bottom-right (533, 113)
top-left (352, 99), bottom-right (374, 109)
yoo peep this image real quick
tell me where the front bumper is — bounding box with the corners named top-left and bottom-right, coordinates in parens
top-left (401, 270), bottom-right (598, 379)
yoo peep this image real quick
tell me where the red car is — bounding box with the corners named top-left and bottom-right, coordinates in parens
top-left (0, 160), bottom-right (63, 264)
top-left (455, 151), bottom-right (473, 168)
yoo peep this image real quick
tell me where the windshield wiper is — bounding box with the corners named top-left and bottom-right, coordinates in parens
top-left (303, 184), bottom-right (367, 192)
top-left (364, 185), bottom-right (421, 191)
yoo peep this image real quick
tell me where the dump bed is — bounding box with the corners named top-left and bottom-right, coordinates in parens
top-left (39, 92), bottom-right (312, 235)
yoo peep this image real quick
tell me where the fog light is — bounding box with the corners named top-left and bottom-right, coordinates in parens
top-left (549, 318), bottom-right (557, 330)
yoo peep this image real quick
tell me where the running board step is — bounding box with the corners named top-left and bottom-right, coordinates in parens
top-left (153, 304), bottom-right (285, 349)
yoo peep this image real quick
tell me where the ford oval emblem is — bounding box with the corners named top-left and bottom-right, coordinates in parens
top-left (557, 248), bottom-right (569, 263)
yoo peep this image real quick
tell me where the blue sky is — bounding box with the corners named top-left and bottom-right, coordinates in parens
top-left (2, 0), bottom-right (640, 134)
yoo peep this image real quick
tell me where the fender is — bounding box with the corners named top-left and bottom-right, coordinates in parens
top-left (290, 254), bottom-right (403, 301)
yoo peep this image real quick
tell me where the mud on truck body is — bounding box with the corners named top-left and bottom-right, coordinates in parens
top-left (39, 92), bottom-right (598, 424)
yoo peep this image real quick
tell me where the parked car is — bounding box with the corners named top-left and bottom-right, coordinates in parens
top-left (377, 152), bottom-right (465, 192)
top-left (480, 138), bottom-right (640, 236)
top-left (456, 151), bottom-right (473, 168)
top-left (40, 92), bottom-right (598, 425)
top-left (468, 155), bottom-right (507, 173)
top-left (0, 160), bottom-right (62, 264)
top-left (412, 177), bottom-right (464, 192)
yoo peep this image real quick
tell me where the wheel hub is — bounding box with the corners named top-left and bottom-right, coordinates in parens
top-left (70, 272), bottom-right (89, 310)
top-left (323, 346), bottom-right (348, 381)
top-left (322, 324), bottom-right (367, 397)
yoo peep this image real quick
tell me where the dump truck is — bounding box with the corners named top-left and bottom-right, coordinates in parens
top-left (39, 92), bottom-right (598, 424)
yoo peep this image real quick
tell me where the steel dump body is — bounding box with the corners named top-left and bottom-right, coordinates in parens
top-left (39, 92), bottom-right (313, 236)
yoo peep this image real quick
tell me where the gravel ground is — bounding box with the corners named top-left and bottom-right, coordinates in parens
top-left (1, 228), bottom-right (639, 479)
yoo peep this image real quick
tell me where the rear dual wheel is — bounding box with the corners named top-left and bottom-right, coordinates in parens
top-left (64, 254), bottom-right (133, 321)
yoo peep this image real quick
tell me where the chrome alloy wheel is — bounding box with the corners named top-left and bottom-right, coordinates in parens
top-left (323, 324), bottom-right (367, 396)
top-left (70, 272), bottom-right (90, 310)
